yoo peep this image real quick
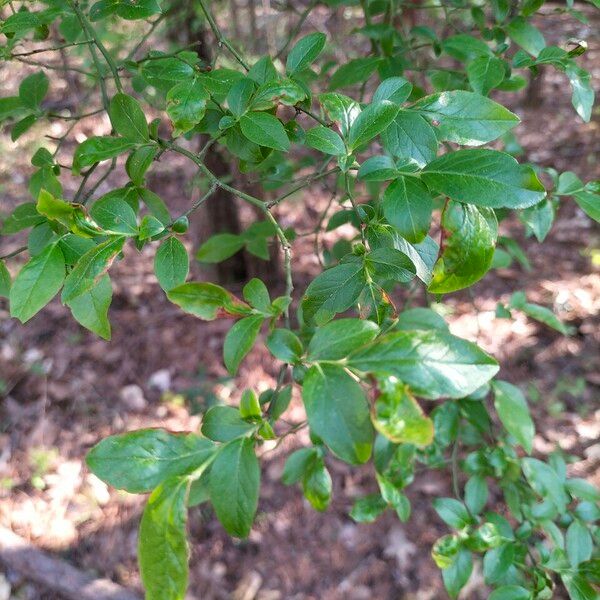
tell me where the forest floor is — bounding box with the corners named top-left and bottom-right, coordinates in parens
top-left (0, 6), bottom-right (599, 600)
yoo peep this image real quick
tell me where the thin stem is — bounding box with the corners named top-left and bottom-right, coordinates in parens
top-left (47, 108), bottom-right (104, 121)
top-left (125, 13), bottom-right (167, 61)
top-left (14, 56), bottom-right (94, 76)
top-left (68, 0), bottom-right (123, 93)
top-left (73, 164), bottom-right (99, 203)
top-left (0, 246), bottom-right (27, 260)
top-left (82, 158), bottom-right (118, 204)
top-left (11, 39), bottom-right (93, 57)
top-left (181, 183), bottom-right (218, 219)
top-left (197, 0), bottom-right (250, 71)
top-left (344, 172), bottom-right (366, 244)
top-left (266, 167), bottom-right (338, 209)
top-left (295, 105), bottom-right (331, 127)
top-left (275, 0), bottom-right (317, 59)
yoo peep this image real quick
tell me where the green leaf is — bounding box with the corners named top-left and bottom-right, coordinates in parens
top-left (126, 144), bottom-right (157, 185)
top-left (0, 96), bottom-right (24, 122)
top-left (155, 237), bottom-right (189, 291)
top-left (483, 544), bottom-right (515, 585)
top-left (90, 193), bottom-right (138, 236)
top-left (412, 91), bottom-right (519, 146)
top-left (62, 237), bottom-right (125, 303)
top-left (566, 520), bottom-right (593, 568)
top-left (566, 478), bottom-right (600, 503)
top-left (302, 364), bottom-right (374, 464)
top-left (467, 56), bottom-right (506, 96)
top-left (433, 498), bottom-right (472, 529)
top-left (107, 0), bottom-right (162, 20)
top-left (381, 111), bottom-right (438, 167)
top-left (87, 429), bottom-right (216, 493)
top-left (348, 330), bottom-right (499, 399)
top-left (319, 92), bottom-right (361, 136)
top-left (243, 278), bottom-right (271, 312)
top-left (302, 455), bottom-right (332, 511)
top-left (373, 77), bottom-right (413, 104)
top-left (141, 55), bottom-right (196, 93)
top-left (574, 191), bottom-right (600, 223)
top-left (36, 190), bottom-right (76, 228)
top-left (59, 235), bottom-right (95, 265)
top-left (556, 172), bottom-right (584, 195)
top-left (465, 475), bottom-right (488, 517)
top-left (196, 233), bottom-right (244, 263)
top-left (347, 101), bottom-right (400, 150)
top-left (567, 65), bottom-right (594, 123)
top-left (226, 78), bottom-right (255, 117)
top-left (239, 112), bottom-right (290, 151)
top-left (442, 549), bottom-right (473, 599)
top-left (266, 329), bottom-right (303, 363)
top-left (201, 406), bottom-right (256, 442)
top-left (492, 381), bottom-right (535, 453)
top-left (267, 385), bottom-right (292, 421)
top-left (67, 274), bottom-right (112, 340)
top-left (187, 471), bottom-right (210, 507)
top-left (109, 93), bottom-right (149, 142)
top-left (167, 282), bottom-right (249, 320)
top-left (307, 318), bottom-right (379, 361)
top-left (329, 57), bottom-right (380, 90)
top-left (31, 148), bottom-right (54, 168)
top-left (428, 201), bottom-right (498, 293)
top-left (305, 125), bottom-right (346, 155)
top-left (350, 494), bottom-right (388, 523)
top-left (357, 155), bottom-right (398, 181)
top-left (10, 243), bottom-right (65, 323)
top-left (19, 72), bottom-right (48, 110)
top-left (0, 261), bottom-right (11, 298)
top-left (139, 478), bottom-right (189, 600)
top-left (209, 437), bottom-right (260, 538)
top-left (29, 166), bottom-right (62, 200)
top-left (0, 10), bottom-right (44, 35)
top-left (397, 307), bottom-right (448, 331)
top-left (443, 34), bottom-right (493, 62)
top-left (137, 188), bottom-right (171, 225)
top-left (74, 136), bottom-right (136, 171)
top-left (507, 17), bottom-right (546, 56)
top-left (561, 573), bottom-right (599, 600)
top-left (421, 149), bottom-right (546, 209)
top-left (372, 381), bottom-right (434, 446)
top-left (488, 585), bottom-right (530, 600)
top-left (383, 176), bottom-right (433, 243)
top-left (521, 457), bottom-right (570, 512)
top-left (286, 32), bottom-right (326, 75)
top-left (510, 293), bottom-right (569, 334)
top-left (520, 199), bottom-right (554, 242)
top-left (251, 78), bottom-right (306, 110)
top-left (223, 315), bottom-right (263, 375)
top-left (248, 56), bottom-right (277, 85)
top-left (365, 247), bottom-right (417, 283)
top-left (11, 115), bottom-right (37, 141)
top-left (239, 389), bottom-right (261, 420)
top-left (139, 215), bottom-right (164, 242)
top-left (301, 258), bottom-right (367, 325)
top-left (166, 79), bottom-right (209, 135)
top-left (1, 202), bottom-right (45, 234)
top-left (368, 228), bottom-right (438, 285)
top-left (282, 448), bottom-right (318, 485)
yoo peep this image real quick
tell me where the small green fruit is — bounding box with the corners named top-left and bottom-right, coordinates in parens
top-left (172, 216), bottom-right (189, 233)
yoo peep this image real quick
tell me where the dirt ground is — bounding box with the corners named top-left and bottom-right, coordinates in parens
top-left (0, 5), bottom-right (599, 600)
